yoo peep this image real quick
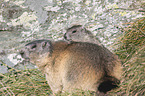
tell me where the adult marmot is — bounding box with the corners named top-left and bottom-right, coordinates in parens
top-left (20, 39), bottom-right (122, 95)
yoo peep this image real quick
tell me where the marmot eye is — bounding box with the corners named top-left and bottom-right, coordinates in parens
top-left (31, 45), bottom-right (37, 49)
top-left (72, 30), bottom-right (77, 33)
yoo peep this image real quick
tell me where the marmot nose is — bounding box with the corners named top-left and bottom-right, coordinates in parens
top-left (19, 50), bottom-right (24, 57)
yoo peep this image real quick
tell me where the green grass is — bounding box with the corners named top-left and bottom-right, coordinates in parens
top-left (0, 18), bottom-right (145, 96)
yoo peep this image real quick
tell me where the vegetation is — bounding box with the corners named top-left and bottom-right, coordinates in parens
top-left (110, 17), bottom-right (145, 96)
top-left (0, 18), bottom-right (145, 96)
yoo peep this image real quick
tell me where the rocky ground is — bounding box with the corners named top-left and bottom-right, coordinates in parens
top-left (0, 31), bottom-right (35, 73)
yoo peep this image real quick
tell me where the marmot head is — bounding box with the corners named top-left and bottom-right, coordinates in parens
top-left (20, 40), bottom-right (52, 66)
top-left (64, 25), bottom-right (102, 46)
top-left (64, 25), bottom-right (93, 42)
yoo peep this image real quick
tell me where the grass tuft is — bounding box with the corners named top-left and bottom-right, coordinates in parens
top-left (109, 17), bottom-right (145, 96)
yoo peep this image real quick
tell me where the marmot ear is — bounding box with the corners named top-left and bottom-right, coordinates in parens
top-left (41, 41), bottom-right (51, 49)
top-left (81, 26), bottom-right (86, 32)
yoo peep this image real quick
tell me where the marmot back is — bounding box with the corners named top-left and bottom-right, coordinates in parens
top-left (61, 42), bottom-right (122, 93)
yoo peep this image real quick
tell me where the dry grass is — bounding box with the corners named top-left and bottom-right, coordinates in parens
top-left (109, 17), bottom-right (145, 96)
top-left (0, 67), bottom-right (52, 96)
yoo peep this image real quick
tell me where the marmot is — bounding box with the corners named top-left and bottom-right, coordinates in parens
top-left (64, 25), bottom-right (123, 91)
top-left (64, 25), bottom-right (102, 46)
top-left (20, 39), bottom-right (122, 95)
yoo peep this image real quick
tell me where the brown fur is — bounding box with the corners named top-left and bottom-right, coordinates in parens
top-left (20, 39), bottom-right (122, 95)
top-left (64, 25), bottom-right (122, 93)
